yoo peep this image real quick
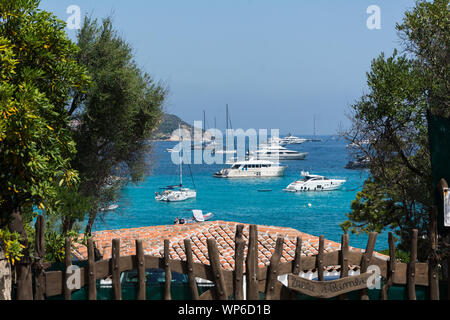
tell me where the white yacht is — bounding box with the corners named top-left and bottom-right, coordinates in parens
top-left (250, 145), bottom-right (308, 160)
top-left (283, 171), bottom-right (346, 192)
top-left (155, 187), bottom-right (197, 202)
top-left (280, 135), bottom-right (308, 145)
top-left (214, 158), bottom-right (286, 178)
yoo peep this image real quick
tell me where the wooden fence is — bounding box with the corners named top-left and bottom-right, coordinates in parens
top-left (29, 210), bottom-right (447, 300)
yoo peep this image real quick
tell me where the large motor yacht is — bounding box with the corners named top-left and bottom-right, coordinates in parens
top-left (283, 171), bottom-right (346, 192)
top-left (213, 158), bottom-right (286, 178)
top-left (249, 145), bottom-right (308, 160)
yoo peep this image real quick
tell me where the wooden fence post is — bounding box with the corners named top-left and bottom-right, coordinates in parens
top-left (407, 229), bottom-right (418, 300)
top-left (234, 224), bottom-right (245, 300)
top-left (317, 235), bottom-right (325, 281)
top-left (265, 237), bottom-right (284, 300)
top-left (207, 238), bottom-right (228, 300)
top-left (111, 238), bottom-right (122, 300)
top-left (64, 237), bottom-right (72, 300)
top-left (290, 236), bottom-right (302, 300)
top-left (429, 207), bottom-right (440, 300)
top-left (163, 239), bottom-right (172, 300)
top-left (184, 239), bottom-right (199, 300)
top-left (87, 238), bottom-right (96, 300)
top-left (136, 239), bottom-right (146, 300)
top-left (338, 233), bottom-right (349, 300)
top-left (33, 215), bottom-right (45, 300)
top-left (246, 224), bottom-right (259, 300)
top-left (359, 232), bottom-right (377, 300)
top-left (381, 232), bottom-right (396, 300)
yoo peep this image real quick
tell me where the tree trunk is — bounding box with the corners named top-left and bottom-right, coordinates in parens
top-left (62, 217), bottom-right (74, 235)
top-left (8, 206), bottom-right (33, 300)
top-left (0, 247), bottom-right (12, 300)
top-left (85, 209), bottom-right (97, 237)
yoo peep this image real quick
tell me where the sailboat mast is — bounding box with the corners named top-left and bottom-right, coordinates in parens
top-left (179, 123), bottom-right (182, 187)
top-left (203, 110), bottom-right (206, 133)
top-left (313, 115), bottom-right (316, 137)
top-left (226, 104), bottom-right (228, 130)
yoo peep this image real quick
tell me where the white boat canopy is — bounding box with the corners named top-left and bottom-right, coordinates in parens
top-left (192, 209), bottom-right (205, 222)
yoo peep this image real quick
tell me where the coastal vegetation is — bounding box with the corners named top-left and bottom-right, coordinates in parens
top-left (0, 0), bottom-right (447, 301)
top-left (342, 0), bottom-right (449, 259)
top-left (0, 0), bottom-right (166, 298)
top-left (152, 113), bottom-right (194, 140)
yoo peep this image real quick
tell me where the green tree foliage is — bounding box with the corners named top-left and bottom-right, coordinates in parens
top-left (342, 52), bottom-right (432, 257)
top-left (68, 16), bottom-right (167, 235)
top-left (342, 0), bottom-right (449, 258)
top-left (397, 0), bottom-right (450, 118)
top-left (0, 0), bottom-right (89, 298)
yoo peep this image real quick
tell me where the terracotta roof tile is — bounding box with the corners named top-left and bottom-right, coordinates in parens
top-left (73, 220), bottom-right (382, 272)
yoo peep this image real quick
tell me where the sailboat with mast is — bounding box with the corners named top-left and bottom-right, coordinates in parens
top-left (214, 104), bottom-right (237, 154)
top-left (156, 125), bottom-right (197, 202)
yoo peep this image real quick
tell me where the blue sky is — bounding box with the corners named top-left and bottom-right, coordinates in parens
top-left (40, 0), bottom-right (417, 135)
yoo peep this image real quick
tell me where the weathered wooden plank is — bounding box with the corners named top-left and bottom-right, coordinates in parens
top-left (33, 215), bottom-right (45, 300)
top-left (64, 237), bottom-right (72, 300)
top-left (233, 224), bottom-right (245, 300)
top-left (87, 238), bottom-right (96, 300)
top-left (111, 239), bottom-right (122, 300)
top-left (136, 240), bottom-right (146, 300)
top-left (392, 262), bottom-right (428, 286)
top-left (338, 233), bottom-right (349, 300)
top-left (408, 229), bottom-right (418, 300)
top-left (288, 273), bottom-right (372, 299)
top-left (428, 206), bottom-right (439, 300)
top-left (163, 239), bottom-right (172, 300)
top-left (166, 257), bottom-right (213, 281)
top-left (317, 235), bottom-right (325, 281)
top-left (359, 232), bottom-right (377, 300)
top-left (246, 224), bottom-right (259, 300)
top-left (207, 238), bottom-right (228, 300)
top-left (44, 271), bottom-right (63, 297)
top-left (199, 288), bottom-right (214, 300)
top-left (184, 239), bottom-right (199, 300)
top-left (381, 232), bottom-right (396, 300)
top-left (265, 237), bottom-right (284, 300)
top-left (43, 255), bottom-right (223, 298)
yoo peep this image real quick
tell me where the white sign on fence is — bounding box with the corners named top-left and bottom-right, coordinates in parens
top-left (444, 188), bottom-right (450, 227)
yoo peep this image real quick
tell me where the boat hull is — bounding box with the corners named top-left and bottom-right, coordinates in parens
top-left (283, 180), bottom-right (345, 192)
top-left (155, 189), bottom-right (197, 202)
top-left (255, 152), bottom-right (308, 160)
top-left (214, 167), bottom-right (286, 178)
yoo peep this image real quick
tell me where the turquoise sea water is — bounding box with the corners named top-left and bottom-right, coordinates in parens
top-left (92, 136), bottom-right (389, 251)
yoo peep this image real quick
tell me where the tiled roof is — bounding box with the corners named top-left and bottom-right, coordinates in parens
top-left (73, 221), bottom-right (379, 272)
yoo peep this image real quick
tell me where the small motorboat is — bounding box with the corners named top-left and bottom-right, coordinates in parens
top-left (174, 210), bottom-right (214, 224)
top-left (283, 171), bottom-right (346, 192)
top-left (345, 156), bottom-right (370, 169)
top-left (99, 204), bottom-right (119, 211)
